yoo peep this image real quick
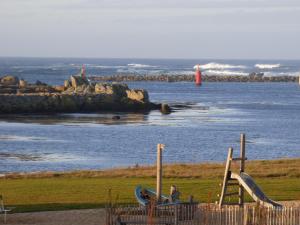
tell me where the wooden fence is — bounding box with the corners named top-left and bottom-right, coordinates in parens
top-left (106, 204), bottom-right (300, 225)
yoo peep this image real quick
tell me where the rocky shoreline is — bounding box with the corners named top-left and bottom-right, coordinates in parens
top-left (0, 75), bottom-right (161, 114)
top-left (91, 74), bottom-right (299, 83)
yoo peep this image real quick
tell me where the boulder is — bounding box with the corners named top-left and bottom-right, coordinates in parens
top-left (95, 83), bottom-right (114, 94)
top-left (35, 80), bottom-right (47, 86)
top-left (74, 84), bottom-right (95, 94)
top-left (161, 103), bottom-right (171, 114)
top-left (70, 75), bottom-right (89, 88)
top-left (126, 89), bottom-right (149, 103)
top-left (53, 85), bottom-right (65, 92)
top-left (94, 83), bottom-right (128, 98)
top-left (19, 79), bottom-right (27, 88)
top-left (1, 75), bottom-right (19, 85)
top-left (64, 80), bottom-right (71, 89)
top-left (111, 83), bottom-right (128, 98)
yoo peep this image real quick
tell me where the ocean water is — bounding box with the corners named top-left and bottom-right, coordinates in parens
top-left (0, 58), bottom-right (300, 173)
top-left (0, 57), bottom-right (300, 85)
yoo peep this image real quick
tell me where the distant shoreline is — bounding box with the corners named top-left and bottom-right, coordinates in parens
top-left (91, 74), bottom-right (299, 83)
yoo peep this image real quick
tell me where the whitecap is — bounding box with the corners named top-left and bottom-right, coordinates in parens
top-left (128, 63), bottom-right (156, 68)
top-left (264, 71), bottom-right (299, 77)
top-left (167, 70), bottom-right (195, 75)
top-left (194, 62), bottom-right (246, 70)
top-left (0, 135), bottom-right (65, 142)
top-left (255, 64), bottom-right (281, 69)
top-left (204, 70), bottom-right (248, 76)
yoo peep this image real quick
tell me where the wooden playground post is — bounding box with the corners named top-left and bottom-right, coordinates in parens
top-left (156, 144), bottom-right (165, 203)
top-left (239, 133), bottom-right (246, 206)
top-left (219, 147), bottom-right (233, 208)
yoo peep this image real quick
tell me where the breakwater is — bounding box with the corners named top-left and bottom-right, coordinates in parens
top-left (90, 74), bottom-right (299, 82)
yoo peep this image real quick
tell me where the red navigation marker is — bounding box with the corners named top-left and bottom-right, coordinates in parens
top-left (195, 64), bottom-right (202, 86)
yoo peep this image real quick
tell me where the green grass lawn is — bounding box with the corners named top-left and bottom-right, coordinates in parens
top-left (1, 176), bottom-right (299, 213)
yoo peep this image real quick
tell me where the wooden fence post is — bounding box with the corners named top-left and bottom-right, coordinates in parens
top-left (156, 144), bottom-right (164, 203)
top-left (239, 133), bottom-right (246, 207)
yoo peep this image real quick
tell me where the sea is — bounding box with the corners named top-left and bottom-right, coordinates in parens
top-left (0, 57), bottom-right (300, 173)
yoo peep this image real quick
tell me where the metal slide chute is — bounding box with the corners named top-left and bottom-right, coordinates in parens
top-left (231, 172), bottom-right (282, 208)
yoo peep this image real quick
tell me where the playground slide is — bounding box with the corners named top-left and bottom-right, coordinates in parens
top-left (231, 172), bottom-right (282, 208)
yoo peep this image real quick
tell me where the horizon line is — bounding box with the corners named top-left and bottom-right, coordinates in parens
top-left (0, 55), bottom-right (300, 61)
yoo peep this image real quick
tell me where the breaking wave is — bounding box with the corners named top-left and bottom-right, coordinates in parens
top-left (194, 63), bottom-right (246, 70)
top-left (128, 64), bottom-right (156, 68)
top-left (263, 71), bottom-right (299, 77)
top-left (204, 70), bottom-right (248, 76)
top-left (255, 64), bottom-right (281, 69)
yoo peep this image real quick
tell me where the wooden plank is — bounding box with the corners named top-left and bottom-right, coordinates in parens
top-left (219, 147), bottom-right (233, 208)
top-left (156, 144), bottom-right (165, 203)
top-left (224, 192), bottom-right (239, 197)
top-left (239, 133), bottom-right (246, 207)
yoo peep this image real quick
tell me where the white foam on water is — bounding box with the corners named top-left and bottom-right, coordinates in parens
top-left (264, 71), bottom-right (299, 77)
top-left (90, 65), bottom-right (127, 69)
top-left (255, 64), bottom-right (281, 69)
top-left (167, 70), bottom-right (195, 75)
top-left (194, 62), bottom-right (246, 70)
top-left (0, 135), bottom-right (65, 142)
top-left (128, 63), bottom-right (157, 68)
top-left (204, 69), bottom-right (248, 76)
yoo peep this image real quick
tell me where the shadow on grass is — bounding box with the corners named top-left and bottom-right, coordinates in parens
top-left (10, 202), bottom-right (131, 213)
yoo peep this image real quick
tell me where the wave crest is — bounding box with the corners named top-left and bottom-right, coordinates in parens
top-left (204, 70), bottom-right (248, 76)
top-left (255, 64), bottom-right (281, 69)
top-left (194, 62), bottom-right (246, 70)
top-left (128, 63), bottom-right (156, 68)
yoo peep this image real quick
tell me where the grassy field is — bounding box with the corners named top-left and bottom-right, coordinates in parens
top-left (0, 158), bottom-right (299, 212)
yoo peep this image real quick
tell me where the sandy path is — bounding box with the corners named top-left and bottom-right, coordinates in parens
top-left (4, 209), bottom-right (106, 225)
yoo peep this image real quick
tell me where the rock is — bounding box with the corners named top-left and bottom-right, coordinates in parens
top-left (70, 75), bottom-right (89, 88)
top-left (112, 115), bottom-right (121, 120)
top-left (64, 80), bottom-right (71, 89)
top-left (160, 103), bottom-right (171, 114)
top-left (74, 84), bottom-right (95, 94)
top-left (111, 83), bottom-right (128, 98)
top-left (19, 79), bottom-right (27, 88)
top-left (95, 83), bottom-right (128, 98)
top-left (1, 75), bottom-right (19, 85)
top-left (95, 83), bottom-right (113, 94)
top-left (53, 85), bottom-right (65, 92)
top-left (35, 80), bottom-right (47, 86)
top-left (60, 95), bottom-right (78, 112)
top-left (0, 76), bottom-right (159, 113)
top-left (126, 89), bottom-right (149, 103)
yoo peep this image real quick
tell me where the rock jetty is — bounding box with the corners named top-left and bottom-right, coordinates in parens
top-left (90, 74), bottom-right (298, 83)
top-left (0, 75), bottom-right (160, 114)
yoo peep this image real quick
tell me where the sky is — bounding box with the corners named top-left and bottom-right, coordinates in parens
top-left (0, 0), bottom-right (300, 59)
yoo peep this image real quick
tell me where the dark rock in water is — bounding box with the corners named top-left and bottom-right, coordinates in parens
top-left (0, 75), bottom-right (162, 114)
top-left (249, 72), bottom-right (264, 80)
top-left (35, 80), bottom-right (47, 86)
top-left (160, 103), bottom-right (171, 114)
top-left (112, 115), bottom-right (121, 120)
top-left (1, 75), bottom-right (19, 85)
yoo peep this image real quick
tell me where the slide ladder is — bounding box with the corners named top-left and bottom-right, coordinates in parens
top-left (218, 134), bottom-right (282, 208)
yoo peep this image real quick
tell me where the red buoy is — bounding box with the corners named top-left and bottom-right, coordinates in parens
top-left (195, 64), bottom-right (202, 86)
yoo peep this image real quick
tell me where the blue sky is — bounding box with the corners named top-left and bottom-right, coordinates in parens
top-left (0, 0), bottom-right (299, 59)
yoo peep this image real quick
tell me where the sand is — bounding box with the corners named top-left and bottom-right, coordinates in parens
top-left (3, 201), bottom-right (300, 225)
top-left (4, 209), bottom-right (106, 225)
